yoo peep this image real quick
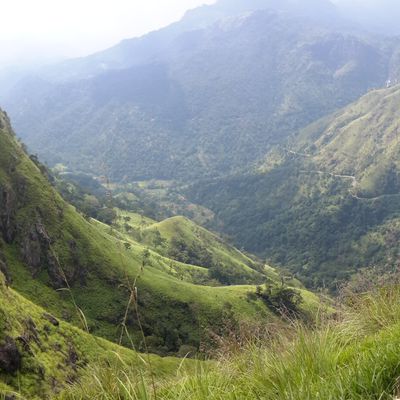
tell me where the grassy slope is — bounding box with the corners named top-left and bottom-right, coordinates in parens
top-left (92, 216), bottom-right (213, 285)
top-left (0, 110), bottom-right (319, 357)
top-left (148, 216), bottom-right (262, 269)
top-left (114, 209), bottom-right (280, 285)
top-left (289, 85), bottom-right (400, 279)
top-left (59, 284), bottom-right (400, 399)
top-left (0, 272), bottom-right (182, 400)
top-left (92, 214), bottom-right (319, 315)
top-left (297, 85), bottom-right (400, 197)
top-left (188, 85), bottom-right (400, 288)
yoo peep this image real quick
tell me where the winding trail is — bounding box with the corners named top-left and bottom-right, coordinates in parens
top-left (302, 170), bottom-right (400, 201)
top-left (282, 146), bottom-right (400, 201)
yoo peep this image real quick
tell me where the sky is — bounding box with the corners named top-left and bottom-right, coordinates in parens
top-left (2, 0), bottom-right (399, 67)
top-left (0, 0), bottom-right (216, 66)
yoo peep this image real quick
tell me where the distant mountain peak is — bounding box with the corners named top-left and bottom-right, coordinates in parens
top-left (182, 0), bottom-right (338, 28)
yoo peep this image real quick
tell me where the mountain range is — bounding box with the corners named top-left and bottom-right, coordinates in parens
top-left (4, 0), bottom-right (399, 182)
top-left (2, 0), bottom-right (400, 289)
top-left (3, 0), bottom-right (400, 397)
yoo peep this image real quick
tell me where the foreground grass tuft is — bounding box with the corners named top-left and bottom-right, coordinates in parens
top-left (58, 284), bottom-right (400, 399)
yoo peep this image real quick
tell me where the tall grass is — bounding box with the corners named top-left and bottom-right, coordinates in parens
top-left (58, 283), bottom-right (400, 400)
top-left (57, 353), bottom-right (154, 400)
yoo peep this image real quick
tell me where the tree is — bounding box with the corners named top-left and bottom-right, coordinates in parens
top-left (97, 208), bottom-right (117, 225)
top-left (152, 230), bottom-right (166, 248)
top-left (256, 284), bottom-right (303, 317)
top-left (142, 248), bottom-right (151, 270)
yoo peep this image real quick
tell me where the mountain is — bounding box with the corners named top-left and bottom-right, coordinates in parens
top-left (0, 107), bottom-right (321, 367)
top-left (4, 0), bottom-right (400, 291)
top-left (188, 85), bottom-right (400, 288)
top-left (8, 0), bottom-right (339, 84)
top-left (176, 0), bottom-right (340, 33)
top-left (297, 85), bottom-right (400, 197)
top-left (4, 0), bottom-right (398, 181)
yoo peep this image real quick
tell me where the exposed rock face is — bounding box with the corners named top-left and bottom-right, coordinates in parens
top-left (21, 222), bottom-right (67, 288)
top-left (67, 240), bottom-right (88, 287)
top-left (0, 337), bottom-right (22, 373)
top-left (0, 111), bottom-right (88, 293)
top-left (0, 186), bottom-right (16, 244)
top-left (21, 225), bottom-right (43, 271)
top-left (47, 255), bottom-right (67, 289)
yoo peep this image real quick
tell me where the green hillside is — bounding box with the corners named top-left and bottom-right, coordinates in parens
top-left (0, 109), bottom-right (320, 360)
top-left (0, 271), bottom-right (184, 399)
top-left (58, 275), bottom-right (400, 399)
top-left (188, 86), bottom-right (400, 289)
top-left (6, 1), bottom-right (400, 398)
top-left (111, 210), bottom-right (279, 286)
top-left (297, 85), bottom-right (400, 198)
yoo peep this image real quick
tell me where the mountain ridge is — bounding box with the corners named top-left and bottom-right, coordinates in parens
top-left (187, 84), bottom-right (400, 288)
top-left (4, 6), bottom-right (398, 181)
top-left (0, 107), bottom-right (320, 362)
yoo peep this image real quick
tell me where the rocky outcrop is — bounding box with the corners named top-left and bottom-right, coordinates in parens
top-left (47, 254), bottom-right (67, 289)
top-left (0, 110), bottom-right (12, 132)
top-left (0, 186), bottom-right (16, 244)
top-left (21, 225), bottom-right (43, 272)
top-left (0, 111), bottom-right (88, 294)
top-left (0, 337), bottom-right (22, 373)
top-left (21, 222), bottom-right (67, 288)
top-left (20, 222), bottom-right (88, 289)
top-left (66, 240), bottom-right (88, 287)
top-left (22, 223), bottom-right (48, 262)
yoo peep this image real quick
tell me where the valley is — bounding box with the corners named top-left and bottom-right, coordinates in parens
top-left (2, 0), bottom-right (400, 398)
top-left (0, 108), bottom-right (321, 398)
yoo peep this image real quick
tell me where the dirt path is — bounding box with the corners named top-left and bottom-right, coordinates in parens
top-left (284, 147), bottom-right (400, 201)
top-left (301, 170), bottom-right (400, 201)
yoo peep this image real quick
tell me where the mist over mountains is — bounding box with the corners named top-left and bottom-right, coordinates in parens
top-left (3, 0), bottom-right (400, 397)
top-left (334, 0), bottom-right (400, 35)
top-left (3, 0), bottom-right (399, 181)
top-left (2, 0), bottom-right (400, 285)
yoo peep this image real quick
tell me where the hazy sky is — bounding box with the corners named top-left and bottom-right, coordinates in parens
top-left (0, 0), bottom-right (216, 66)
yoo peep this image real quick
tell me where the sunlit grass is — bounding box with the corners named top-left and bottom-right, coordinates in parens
top-left (58, 284), bottom-right (400, 400)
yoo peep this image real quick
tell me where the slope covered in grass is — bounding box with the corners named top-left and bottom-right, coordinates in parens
top-left (296, 85), bottom-right (400, 198)
top-left (188, 86), bottom-right (400, 288)
top-left (112, 210), bottom-right (278, 286)
top-left (58, 278), bottom-right (400, 400)
top-left (0, 109), bottom-right (320, 358)
top-left (0, 271), bottom-right (183, 400)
